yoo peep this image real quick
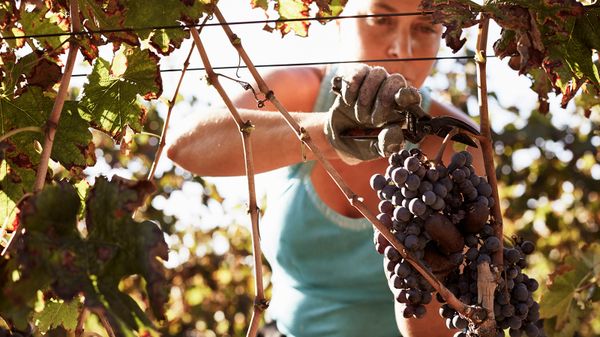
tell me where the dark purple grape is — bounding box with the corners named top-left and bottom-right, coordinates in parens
top-left (451, 169), bottom-right (466, 182)
top-left (521, 240), bottom-right (535, 255)
top-left (426, 169), bottom-right (440, 182)
top-left (384, 246), bottom-right (401, 262)
top-left (496, 291), bottom-right (510, 305)
top-left (508, 316), bottom-right (523, 330)
top-left (452, 315), bottom-right (468, 330)
top-left (403, 305), bottom-right (415, 318)
top-left (466, 247), bottom-right (479, 261)
top-left (416, 165), bottom-right (427, 178)
top-left (513, 283), bottom-right (529, 302)
top-left (422, 190), bottom-right (437, 206)
top-left (510, 328), bottom-right (522, 337)
top-left (476, 195), bottom-right (489, 207)
top-left (507, 266), bottom-right (520, 279)
top-left (484, 236), bottom-right (501, 252)
top-left (431, 197), bottom-right (445, 211)
top-left (409, 199), bottom-right (426, 216)
top-left (516, 302), bottom-right (529, 316)
top-left (465, 234), bottom-right (479, 247)
top-left (389, 152), bottom-right (403, 166)
top-left (405, 174), bottom-right (421, 191)
top-left (370, 174), bottom-right (387, 191)
top-left (477, 253), bottom-right (491, 265)
top-left (391, 167), bottom-right (409, 186)
top-left (469, 174), bottom-right (481, 187)
top-left (377, 212), bottom-right (393, 228)
top-left (527, 278), bottom-right (539, 292)
top-left (418, 180), bottom-right (433, 193)
top-left (399, 149), bottom-right (411, 160)
top-left (414, 304), bottom-right (427, 318)
top-left (505, 248), bottom-right (522, 265)
top-left (404, 275), bottom-right (418, 288)
top-left (405, 156), bottom-right (421, 172)
top-left (401, 187), bottom-right (419, 198)
top-left (481, 224), bottom-right (495, 237)
top-left (477, 182), bottom-right (493, 197)
top-left (421, 291), bottom-right (432, 305)
top-left (381, 185), bottom-right (398, 200)
top-left (404, 235), bottom-right (419, 250)
top-left (459, 150), bottom-right (473, 166)
top-left (453, 331), bottom-right (467, 337)
top-left (397, 290), bottom-right (410, 303)
top-left (524, 323), bottom-right (540, 337)
top-left (449, 152), bottom-right (467, 171)
top-left (407, 289), bottom-right (422, 304)
top-left (439, 305), bottom-right (454, 318)
top-left (432, 183), bottom-right (448, 198)
top-left (378, 200), bottom-right (394, 213)
top-left (393, 206), bottom-right (412, 222)
top-left (449, 252), bottom-right (464, 265)
top-left (502, 304), bottom-right (515, 317)
top-left (395, 261), bottom-right (411, 278)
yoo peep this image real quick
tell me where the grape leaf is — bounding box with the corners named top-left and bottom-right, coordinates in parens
top-left (0, 1), bottom-right (18, 30)
top-left (539, 253), bottom-right (592, 330)
top-left (18, 8), bottom-right (70, 51)
top-left (275, 0), bottom-right (311, 37)
top-left (80, 47), bottom-right (162, 141)
top-left (0, 177), bottom-right (168, 336)
top-left (0, 87), bottom-right (95, 170)
top-left (315, 0), bottom-right (348, 20)
top-left (123, 0), bottom-right (212, 56)
top-left (33, 299), bottom-right (79, 333)
top-left (77, 0), bottom-right (139, 47)
top-left (251, 0), bottom-right (269, 10)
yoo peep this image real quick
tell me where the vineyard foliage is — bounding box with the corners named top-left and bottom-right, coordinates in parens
top-left (0, 0), bottom-right (599, 336)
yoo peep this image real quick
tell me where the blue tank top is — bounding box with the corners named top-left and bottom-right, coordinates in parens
top-left (260, 66), bottom-right (399, 337)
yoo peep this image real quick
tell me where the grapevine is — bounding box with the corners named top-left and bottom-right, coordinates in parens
top-left (0, 0), bottom-right (598, 336)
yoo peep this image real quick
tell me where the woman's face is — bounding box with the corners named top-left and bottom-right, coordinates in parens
top-left (339, 0), bottom-right (443, 88)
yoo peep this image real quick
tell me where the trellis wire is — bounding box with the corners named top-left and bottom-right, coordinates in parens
top-left (0, 11), bottom-right (434, 42)
top-left (70, 55), bottom-right (495, 77)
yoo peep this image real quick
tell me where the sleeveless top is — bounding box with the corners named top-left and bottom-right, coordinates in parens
top-left (260, 66), bottom-right (399, 337)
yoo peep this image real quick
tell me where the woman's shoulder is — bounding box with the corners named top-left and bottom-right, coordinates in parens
top-left (261, 67), bottom-right (325, 112)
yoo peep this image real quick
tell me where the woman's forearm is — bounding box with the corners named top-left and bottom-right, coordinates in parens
top-left (166, 109), bottom-right (334, 176)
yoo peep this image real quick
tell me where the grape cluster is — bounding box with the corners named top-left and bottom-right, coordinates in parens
top-left (370, 149), bottom-right (545, 336)
top-left (371, 149), bottom-right (492, 318)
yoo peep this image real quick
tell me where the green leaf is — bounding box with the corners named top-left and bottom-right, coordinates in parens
top-left (0, 87), bottom-right (95, 170)
top-left (80, 47), bottom-right (162, 141)
top-left (123, 0), bottom-right (211, 56)
top-left (33, 299), bottom-right (80, 333)
top-left (18, 8), bottom-right (70, 51)
top-left (275, 0), bottom-right (311, 37)
top-left (539, 254), bottom-right (592, 329)
top-left (78, 0), bottom-right (139, 47)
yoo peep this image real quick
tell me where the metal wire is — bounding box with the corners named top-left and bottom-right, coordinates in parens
top-left (71, 55), bottom-right (492, 77)
top-left (0, 11), bottom-right (434, 42)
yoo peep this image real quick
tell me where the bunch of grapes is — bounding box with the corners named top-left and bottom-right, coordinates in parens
top-left (370, 149), bottom-right (544, 336)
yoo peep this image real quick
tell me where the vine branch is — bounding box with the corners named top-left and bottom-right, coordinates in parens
top-left (33, 0), bottom-right (80, 192)
top-left (475, 14), bottom-right (500, 330)
top-left (0, 126), bottom-right (42, 144)
top-left (190, 27), bottom-right (267, 337)
top-left (212, 6), bottom-right (478, 323)
top-left (147, 15), bottom-right (211, 182)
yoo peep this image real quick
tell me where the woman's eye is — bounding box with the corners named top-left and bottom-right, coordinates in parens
top-left (367, 16), bottom-right (393, 26)
top-left (414, 24), bottom-right (438, 34)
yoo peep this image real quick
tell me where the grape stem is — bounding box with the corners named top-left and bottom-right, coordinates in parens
top-left (433, 127), bottom-right (459, 164)
top-left (190, 26), bottom-right (268, 337)
top-left (33, 0), bottom-right (80, 193)
top-left (212, 6), bottom-right (482, 326)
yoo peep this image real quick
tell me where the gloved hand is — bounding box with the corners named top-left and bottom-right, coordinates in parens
top-left (324, 65), bottom-right (421, 163)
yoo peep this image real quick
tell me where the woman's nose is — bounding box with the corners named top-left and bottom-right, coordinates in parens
top-left (387, 34), bottom-right (413, 59)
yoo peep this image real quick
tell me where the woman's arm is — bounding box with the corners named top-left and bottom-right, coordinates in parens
top-left (166, 67), bottom-right (337, 176)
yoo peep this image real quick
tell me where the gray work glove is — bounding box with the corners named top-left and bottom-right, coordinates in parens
top-left (324, 65), bottom-right (414, 164)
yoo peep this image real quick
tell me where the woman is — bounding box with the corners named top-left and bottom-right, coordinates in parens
top-left (167, 0), bottom-right (481, 336)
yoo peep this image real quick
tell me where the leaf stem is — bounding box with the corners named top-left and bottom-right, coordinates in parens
top-left (75, 308), bottom-right (88, 337)
top-left (190, 26), bottom-right (268, 337)
top-left (33, 0), bottom-right (81, 192)
top-left (212, 6), bottom-right (477, 324)
top-left (0, 126), bottom-right (43, 143)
